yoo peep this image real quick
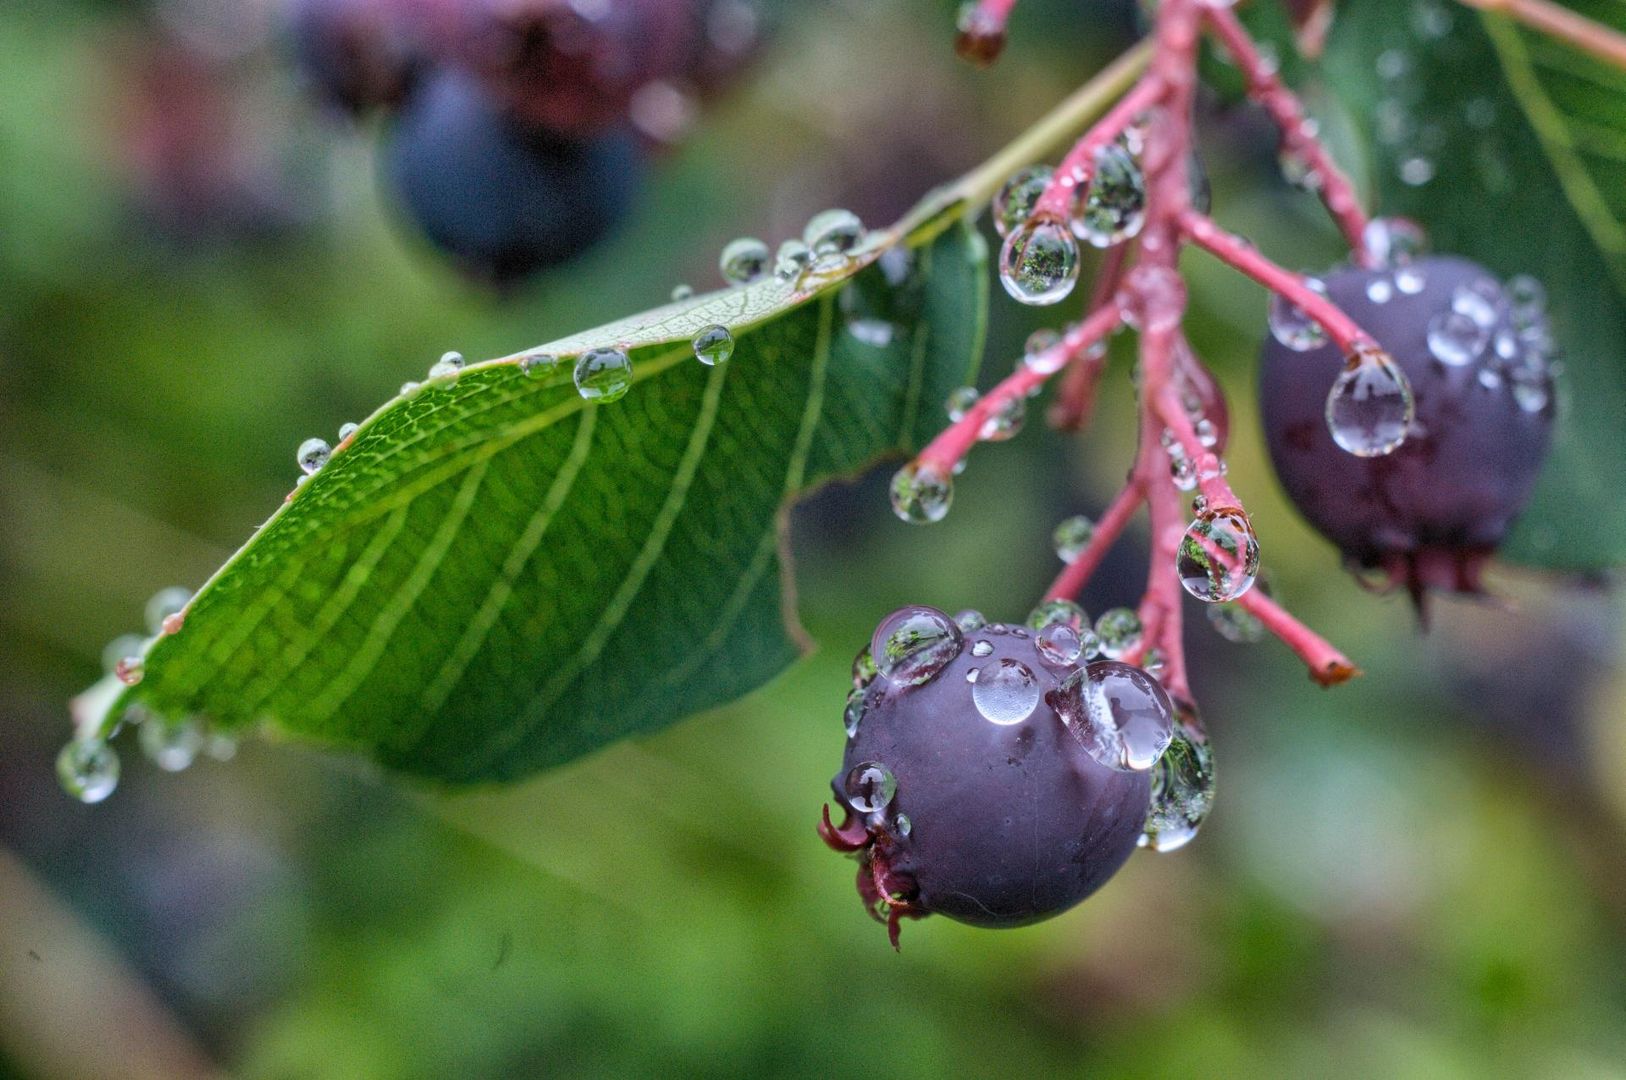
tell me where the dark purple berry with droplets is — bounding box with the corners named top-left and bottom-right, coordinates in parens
top-left (381, 69), bottom-right (641, 285)
top-left (1260, 253), bottom-right (1555, 605)
top-left (821, 605), bottom-right (1173, 947)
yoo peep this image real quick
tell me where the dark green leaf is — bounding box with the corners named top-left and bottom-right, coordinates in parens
top-left (84, 221), bottom-right (987, 782)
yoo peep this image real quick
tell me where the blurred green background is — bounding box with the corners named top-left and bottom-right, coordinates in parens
top-left (2, 1), bottom-right (1625, 1077)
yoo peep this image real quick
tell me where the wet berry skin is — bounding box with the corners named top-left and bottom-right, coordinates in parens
top-left (831, 620), bottom-right (1149, 935)
top-left (1259, 255), bottom-right (1555, 596)
top-left (381, 69), bottom-right (641, 285)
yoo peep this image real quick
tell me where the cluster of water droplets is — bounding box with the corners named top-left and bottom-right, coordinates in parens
top-left (718, 207), bottom-right (868, 290)
top-left (843, 601), bottom-right (1213, 852)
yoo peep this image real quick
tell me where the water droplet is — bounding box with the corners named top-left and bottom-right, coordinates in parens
top-left (843, 688), bottom-right (866, 738)
top-left (1207, 602), bottom-right (1265, 643)
top-left (57, 739), bottom-right (119, 803)
top-left (1036, 623), bottom-right (1082, 666)
top-left (871, 605), bottom-right (962, 686)
top-left (1094, 608), bottom-right (1143, 660)
top-left (894, 813), bottom-right (912, 837)
top-left (692, 325), bottom-right (733, 366)
top-left (1073, 143), bottom-right (1146, 248)
top-left (102, 634), bottom-right (145, 676)
top-left (889, 462), bottom-right (952, 524)
top-left (1169, 450), bottom-right (1197, 492)
top-left (1366, 276), bottom-right (1395, 304)
top-left (1142, 648), bottom-right (1167, 680)
top-left (338, 422), bottom-right (359, 440)
top-left (205, 733), bottom-right (237, 761)
top-left (1195, 417), bottom-right (1219, 448)
top-left (1394, 267), bottom-right (1425, 294)
top-left (1053, 515), bottom-right (1095, 563)
top-left (1512, 378), bottom-right (1549, 414)
top-left (774, 239), bottom-right (812, 281)
top-left (719, 237), bottom-right (770, 286)
top-left (1478, 367), bottom-right (1503, 391)
top-left (999, 217), bottom-right (1079, 305)
top-left (1362, 218), bottom-right (1426, 267)
top-left (972, 658), bottom-right (1041, 725)
top-left (1277, 139), bottom-right (1322, 192)
top-left (1427, 310), bottom-right (1489, 366)
top-left (945, 386), bottom-right (979, 421)
top-left (1177, 508), bottom-right (1260, 603)
top-left (803, 209), bottom-right (865, 255)
top-left (844, 761), bottom-right (897, 813)
top-left (145, 587), bottom-right (191, 635)
top-left (851, 645), bottom-right (877, 688)
top-left (399, 381), bottom-right (421, 396)
top-left (428, 350), bottom-right (465, 379)
top-left (114, 656), bottom-right (144, 686)
top-left (977, 395), bottom-right (1025, 441)
top-left (1022, 328), bottom-right (1065, 374)
top-left (1452, 281), bottom-right (1500, 328)
top-left (1326, 344), bottom-right (1415, 456)
top-left (520, 352), bottom-right (558, 378)
top-left (1140, 705), bottom-right (1214, 851)
top-left (1054, 661), bottom-right (1174, 772)
top-left (1268, 277), bottom-right (1328, 351)
top-left (139, 714), bottom-right (204, 772)
top-left (573, 348), bottom-right (633, 402)
top-left (991, 165), bottom-right (1052, 237)
top-left (297, 438), bottom-right (331, 475)
top-left (954, 609), bottom-right (987, 631)
top-left (1028, 598), bottom-right (1088, 633)
top-left (971, 639), bottom-right (994, 658)
top-left (670, 283), bottom-right (695, 302)
top-left (1399, 155), bottom-right (1435, 186)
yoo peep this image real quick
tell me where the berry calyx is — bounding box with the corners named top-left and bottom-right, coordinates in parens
top-left (1260, 254), bottom-right (1555, 605)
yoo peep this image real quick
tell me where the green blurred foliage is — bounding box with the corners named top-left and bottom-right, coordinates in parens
top-left (0, 2), bottom-right (1624, 1078)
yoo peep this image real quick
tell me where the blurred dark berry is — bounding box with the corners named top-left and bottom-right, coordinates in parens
top-left (380, 69), bottom-right (641, 285)
top-left (1260, 255), bottom-right (1555, 601)
top-left (286, 0), bottom-right (425, 114)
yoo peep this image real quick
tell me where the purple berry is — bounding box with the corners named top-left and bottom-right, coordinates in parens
top-left (822, 606), bottom-right (1157, 946)
top-left (1260, 255), bottom-right (1555, 602)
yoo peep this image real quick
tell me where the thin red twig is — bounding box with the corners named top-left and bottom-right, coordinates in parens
top-left (1033, 76), bottom-right (1169, 221)
top-left (1234, 584), bottom-right (1359, 685)
top-left (1202, 5), bottom-right (1370, 257)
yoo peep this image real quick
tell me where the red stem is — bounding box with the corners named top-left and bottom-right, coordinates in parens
top-left (1043, 480), bottom-right (1145, 603)
top-left (1234, 585), bottom-right (1359, 686)
top-left (1034, 77), bottom-right (1169, 221)
top-left (1202, 5), bottom-right (1371, 258)
top-left (915, 299), bottom-right (1124, 475)
top-left (1179, 210), bottom-right (1372, 352)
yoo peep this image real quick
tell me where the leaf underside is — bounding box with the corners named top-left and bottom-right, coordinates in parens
top-left (98, 220), bottom-right (987, 783)
top-left (1323, 0), bottom-right (1626, 570)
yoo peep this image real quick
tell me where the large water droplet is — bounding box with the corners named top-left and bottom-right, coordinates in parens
top-left (338, 422), bottom-right (360, 441)
top-left (719, 237), bottom-right (770, 285)
top-left (297, 438), bottom-right (331, 475)
top-left (1028, 598), bottom-right (1087, 633)
top-left (1073, 142), bottom-right (1146, 248)
top-left (844, 761), bottom-right (897, 813)
top-left (1267, 278), bottom-right (1328, 351)
top-left (803, 209), bottom-right (865, 255)
top-left (1093, 607), bottom-right (1143, 660)
top-left (692, 325), bottom-right (734, 366)
top-left (1054, 661), bottom-right (1174, 772)
top-left (1140, 705), bottom-right (1215, 851)
top-left (520, 352), bottom-right (558, 378)
top-left (871, 605), bottom-right (962, 686)
top-left (1036, 623), bottom-right (1082, 666)
top-left (573, 348), bottom-right (633, 402)
top-left (57, 739), bottom-right (119, 803)
top-left (1177, 508), bottom-right (1260, 603)
top-left (1052, 515), bottom-right (1095, 563)
top-left (138, 714), bottom-right (204, 772)
top-left (889, 462), bottom-right (952, 524)
top-left (999, 217), bottom-right (1079, 305)
top-left (428, 350), bottom-right (465, 379)
top-left (775, 239), bottom-right (812, 281)
top-left (991, 165), bottom-right (1052, 237)
top-left (1326, 344), bottom-right (1414, 456)
top-left (953, 609), bottom-right (987, 631)
top-left (972, 657), bottom-right (1041, 725)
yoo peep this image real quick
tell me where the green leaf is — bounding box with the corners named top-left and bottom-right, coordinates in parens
top-left (81, 220), bottom-right (986, 783)
top-left (1321, 0), bottom-right (1626, 570)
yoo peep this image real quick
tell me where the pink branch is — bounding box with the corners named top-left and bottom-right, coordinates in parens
top-left (1202, 5), bottom-right (1369, 257)
top-left (1235, 585), bottom-right (1359, 686)
top-left (1033, 77), bottom-right (1168, 220)
top-left (915, 299), bottom-right (1124, 475)
top-left (1180, 211), bottom-right (1372, 352)
top-left (1043, 480), bottom-right (1144, 603)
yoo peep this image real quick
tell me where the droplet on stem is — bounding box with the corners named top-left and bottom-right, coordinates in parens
top-left (1176, 508), bottom-right (1260, 603)
top-left (1325, 344), bottom-right (1414, 457)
